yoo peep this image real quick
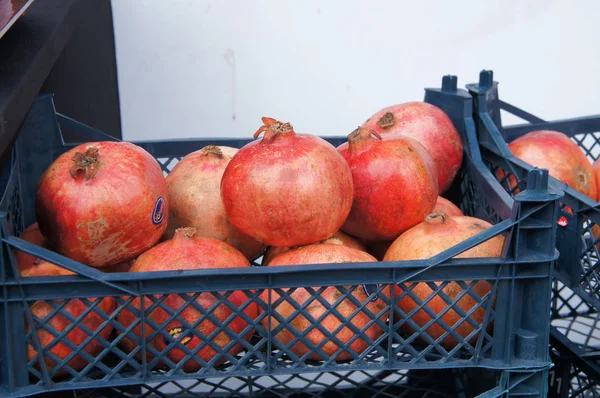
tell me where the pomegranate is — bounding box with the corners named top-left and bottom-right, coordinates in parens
top-left (383, 212), bottom-right (503, 348)
top-left (14, 223), bottom-right (55, 274)
top-left (362, 102), bottom-right (463, 193)
top-left (21, 262), bottom-right (116, 375)
top-left (36, 142), bottom-right (168, 267)
top-left (590, 160), bottom-right (600, 246)
top-left (165, 145), bottom-right (264, 259)
top-left (13, 222), bottom-right (133, 273)
top-left (0, 1), bottom-right (14, 31)
top-left (117, 228), bottom-right (257, 372)
top-left (262, 230), bottom-right (365, 266)
top-left (221, 117), bottom-right (354, 247)
top-left (337, 128), bottom-right (438, 241)
top-left (595, 159), bottom-right (600, 197)
top-left (261, 243), bottom-right (387, 361)
top-left (433, 196), bottom-right (463, 217)
top-left (592, 223), bottom-right (600, 250)
top-left (505, 130), bottom-right (596, 200)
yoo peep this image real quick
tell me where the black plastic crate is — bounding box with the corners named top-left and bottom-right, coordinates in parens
top-left (551, 280), bottom-right (600, 364)
top-left (68, 369), bottom-right (469, 398)
top-left (467, 70), bottom-right (600, 313)
top-left (467, 70), bottom-right (600, 396)
top-left (549, 327), bottom-right (600, 397)
top-left (0, 77), bottom-right (558, 398)
top-left (69, 368), bottom-right (552, 398)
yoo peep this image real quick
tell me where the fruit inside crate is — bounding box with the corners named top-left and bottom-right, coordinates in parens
top-left (467, 70), bottom-right (600, 387)
top-left (0, 82), bottom-right (557, 398)
top-left (468, 70), bottom-right (600, 312)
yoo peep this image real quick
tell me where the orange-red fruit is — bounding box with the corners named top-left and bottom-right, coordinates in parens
top-left (433, 197), bottom-right (463, 217)
top-left (261, 230), bottom-right (365, 266)
top-left (591, 160), bottom-right (600, 246)
top-left (362, 102), bottom-right (463, 193)
top-left (117, 228), bottom-right (257, 372)
top-left (337, 128), bottom-right (438, 241)
top-left (15, 223), bottom-right (55, 274)
top-left (507, 130), bottom-right (597, 200)
top-left (36, 142), bottom-right (168, 267)
top-left (261, 244), bottom-right (387, 361)
top-left (383, 212), bottom-right (503, 348)
top-left (221, 118), bottom-right (354, 247)
top-left (165, 145), bottom-right (264, 259)
top-left (594, 159), bottom-right (600, 197)
top-left (21, 262), bottom-right (116, 374)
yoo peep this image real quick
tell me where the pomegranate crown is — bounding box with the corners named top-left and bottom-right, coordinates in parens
top-left (70, 147), bottom-right (100, 180)
top-left (348, 126), bottom-right (381, 142)
top-left (201, 145), bottom-right (223, 156)
top-left (254, 117), bottom-right (294, 140)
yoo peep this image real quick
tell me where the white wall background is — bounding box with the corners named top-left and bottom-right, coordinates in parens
top-left (111, 0), bottom-right (600, 141)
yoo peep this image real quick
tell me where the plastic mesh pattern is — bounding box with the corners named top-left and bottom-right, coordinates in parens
top-left (17, 280), bottom-right (497, 387)
top-left (551, 282), bottom-right (600, 363)
top-left (0, 148), bottom-right (24, 238)
top-left (550, 340), bottom-right (600, 397)
top-left (578, 219), bottom-right (600, 300)
top-left (74, 369), bottom-right (464, 398)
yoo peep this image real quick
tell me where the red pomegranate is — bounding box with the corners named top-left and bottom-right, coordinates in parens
top-left (117, 228), bottom-right (257, 371)
top-left (505, 130), bottom-right (596, 200)
top-left (13, 223), bottom-right (134, 274)
top-left (433, 196), bottom-right (463, 217)
top-left (21, 262), bottom-right (116, 375)
top-left (337, 128), bottom-right (438, 241)
top-left (595, 159), bottom-right (600, 196)
top-left (590, 160), bottom-right (600, 246)
top-left (365, 196), bottom-right (467, 264)
top-left (14, 223), bottom-right (55, 274)
top-left (362, 102), bottom-right (463, 193)
top-left (592, 223), bottom-right (600, 250)
top-left (261, 244), bottom-right (387, 361)
top-left (221, 117), bottom-right (354, 247)
top-left (36, 142), bottom-right (168, 267)
top-left (383, 212), bottom-right (503, 348)
top-left (165, 145), bottom-right (264, 259)
top-left (262, 230), bottom-right (365, 266)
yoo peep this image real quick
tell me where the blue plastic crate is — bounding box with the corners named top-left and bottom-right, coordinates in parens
top-left (548, 327), bottom-right (600, 397)
top-left (468, 70), bottom-right (600, 311)
top-left (63, 367), bottom-right (551, 398)
top-left (0, 76), bottom-right (558, 398)
top-left (467, 70), bottom-right (600, 396)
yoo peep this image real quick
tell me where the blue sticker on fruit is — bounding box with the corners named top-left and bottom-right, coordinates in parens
top-left (362, 284), bottom-right (380, 302)
top-left (152, 197), bottom-right (166, 225)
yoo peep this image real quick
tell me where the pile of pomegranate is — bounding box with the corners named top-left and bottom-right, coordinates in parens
top-left (18, 100), bottom-right (511, 374)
